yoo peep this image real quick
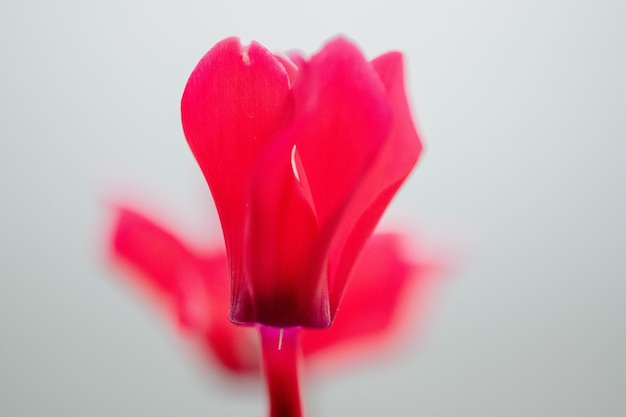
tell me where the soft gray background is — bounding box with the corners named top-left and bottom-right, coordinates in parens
top-left (1, 1), bottom-right (624, 416)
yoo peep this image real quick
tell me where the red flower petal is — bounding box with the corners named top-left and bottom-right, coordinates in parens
top-left (181, 37), bottom-right (293, 304)
top-left (301, 234), bottom-right (423, 362)
top-left (240, 38), bottom-right (394, 328)
top-left (326, 51), bottom-right (423, 314)
top-left (240, 142), bottom-right (323, 327)
top-left (371, 51), bottom-right (423, 174)
top-left (288, 38), bottom-right (392, 226)
top-left (202, 320), bottom-right (259, 373)
top-left (110, 207), bottom-right (205, 324)
top-left (273, 54), bottom-right (299, 87)
top-left (109, 206), bottom-right (257, 373)
top-left (109, 207), bottom-right (439, 374)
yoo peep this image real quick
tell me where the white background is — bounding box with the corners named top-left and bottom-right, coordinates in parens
top-left (1, 1), bottom-right (625, 416)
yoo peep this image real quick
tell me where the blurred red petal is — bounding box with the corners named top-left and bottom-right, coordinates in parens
top-left (202, 322), bottom-right (258, 373)
top-left (302, 234), bottom-right (411, 351)
top-left (109, 206), bottom-right (258, 373)
top-left (110, 207), bottom-right (201, 322)
top-left (302, 234), bottom-right (434, 370)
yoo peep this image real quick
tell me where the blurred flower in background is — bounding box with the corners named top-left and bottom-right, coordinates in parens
top-left (109, 205), bottom-right (442, 375)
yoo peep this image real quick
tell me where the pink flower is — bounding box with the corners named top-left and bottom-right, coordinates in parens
top-left (109, 206), bottom-right (437, 374)
top-left (181, 37), bottom-right (422, 330)
top-left (110, 36), bottom-right (425, 417)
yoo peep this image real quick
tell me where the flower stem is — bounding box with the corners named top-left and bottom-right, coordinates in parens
top-left (259, 326), bottom-right (304, 417)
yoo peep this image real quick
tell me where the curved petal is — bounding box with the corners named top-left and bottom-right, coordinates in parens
top-left (327, 51), bottom-right (423, 314)
top-left (301, 234), bottom-right (428, 363)
top-left (273, 54), bottom-right (299, 87)
top-left (371, 51), bottom-right (423, 174)
top-left (243, 38), bottom-right (393, 327)
top-left (286, 51), bottom-right (305, 69)
top-left (181, 37), bottom-right (293, 296)
top-left (110, 207), bottom-right (201, 323)
top-left (232, 141), bottom-right (323, 327)
top-left (109, 206), bottom-right (257, 373)
top-left (202, 322), bottom-right (259, 373)
top-left (289, 37), bottom-right (392, 227)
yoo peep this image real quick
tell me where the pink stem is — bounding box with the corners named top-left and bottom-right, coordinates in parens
top-left (259, 326), bottom-right (304, 417)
